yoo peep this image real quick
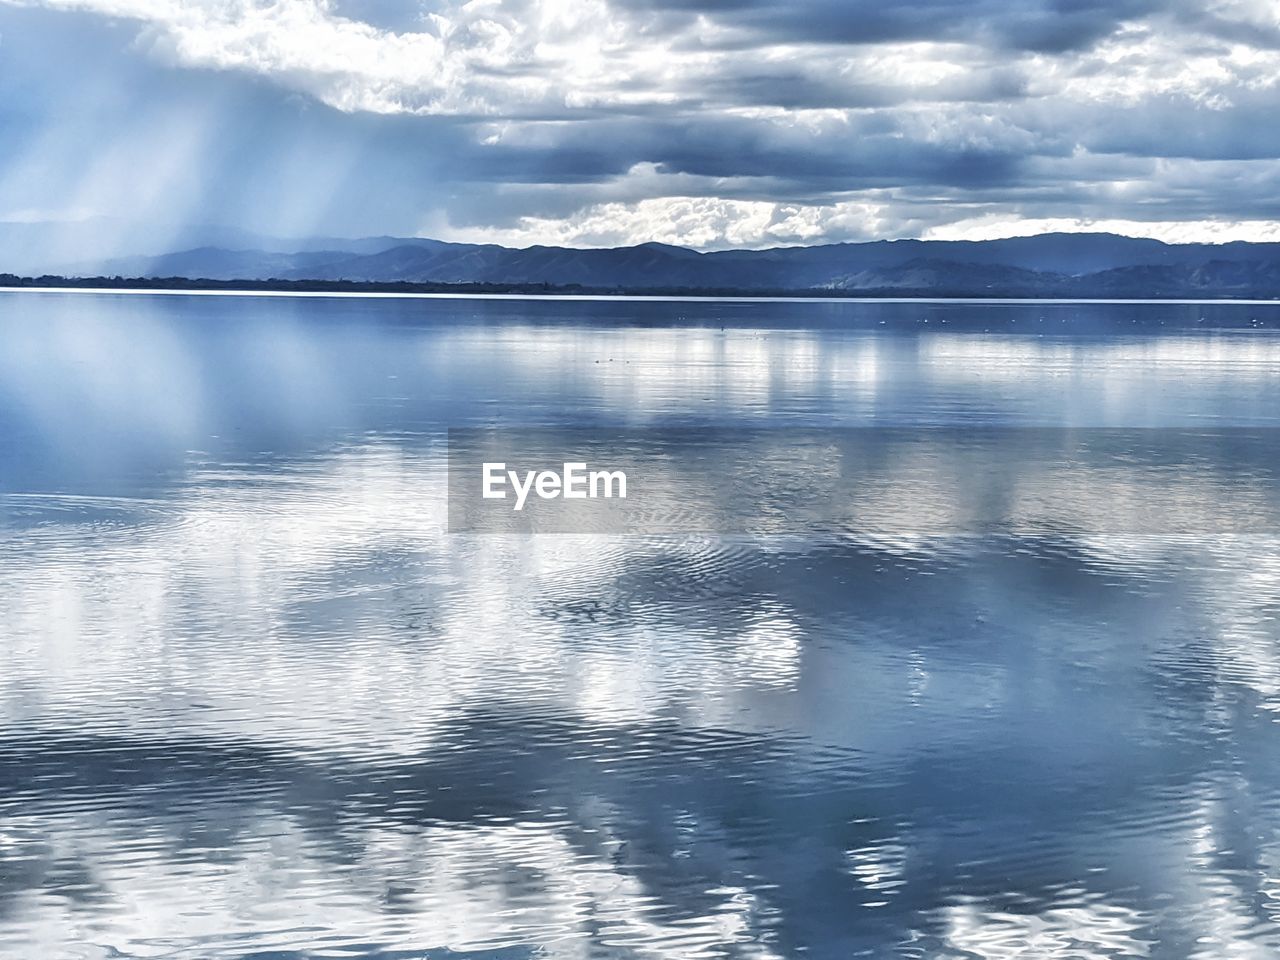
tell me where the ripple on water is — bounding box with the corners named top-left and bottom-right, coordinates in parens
top-left (5, 299), bottom-right (1280, 957)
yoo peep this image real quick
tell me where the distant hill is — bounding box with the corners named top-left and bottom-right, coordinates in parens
top-left (15, 230), bottom-right (1280, 298)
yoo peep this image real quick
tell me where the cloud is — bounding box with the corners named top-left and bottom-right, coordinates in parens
top-left (924, 216), bottom-right (1280, 245)
top-left (1, 0), bottom-right (1280, 250)
top-left (18, 0), bottom-right (1277, 118)
top-left (436, 194), bottom-right (918, 248)
top-left (12, 0), bottom-right (677, 117)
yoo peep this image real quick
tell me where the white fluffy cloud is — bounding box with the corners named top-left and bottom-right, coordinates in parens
top-left (449, 207), bottom-right (1280, 251)
top-left (437, 195), bottom-right (919, 248)
top-left (925, 216), bottom-right (1280, 245)
top-left (14, 0), bottom-right (1278, 117)
top-left (13, 0), bottom-right (687, 115)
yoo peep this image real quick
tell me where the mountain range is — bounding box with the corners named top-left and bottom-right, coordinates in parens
top-left (6, 224), bottom-right (1280, 298)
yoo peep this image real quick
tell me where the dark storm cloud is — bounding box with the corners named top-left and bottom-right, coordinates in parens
top-left (699, 64), bottom-right (1032, 110)
top-left (1063, 96), bottom-right (1280, 161)
top-left (617, 0), bottom-right (1163, 52)
top-left (647, 123), bottom-right (1033, 188)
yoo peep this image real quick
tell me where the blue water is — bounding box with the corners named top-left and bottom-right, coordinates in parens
top-left (4, 292), bottom-right (1280, 959)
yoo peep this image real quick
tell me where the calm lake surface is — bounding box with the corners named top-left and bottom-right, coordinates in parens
top-left (5, 292), bottom-right (1280, 959)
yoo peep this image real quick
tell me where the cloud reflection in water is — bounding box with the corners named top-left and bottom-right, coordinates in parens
top-left (3, 294), bottom-right (1280, 957)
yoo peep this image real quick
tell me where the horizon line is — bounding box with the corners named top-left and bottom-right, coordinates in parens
top-left (4, 286), bottom-right (1279, 306)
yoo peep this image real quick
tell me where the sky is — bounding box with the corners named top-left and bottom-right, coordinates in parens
top-left (1, 0), bottom-right (1279, 252)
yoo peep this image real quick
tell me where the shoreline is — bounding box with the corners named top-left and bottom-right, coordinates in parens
top-left (4, 285), bottom-right (1280, 306)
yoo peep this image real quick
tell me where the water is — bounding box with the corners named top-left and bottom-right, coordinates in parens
top-left (4, 292), bottom-right (1280, 959)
